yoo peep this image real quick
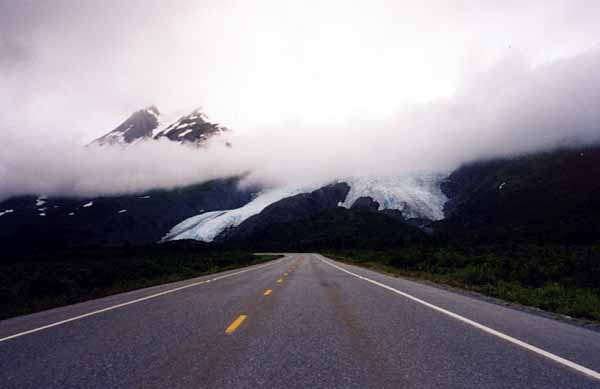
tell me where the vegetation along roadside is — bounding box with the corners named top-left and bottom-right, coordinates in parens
top-left (0, 243), bottom-right (280, 320)
top-left (325, 245), bottom-right (600, 323)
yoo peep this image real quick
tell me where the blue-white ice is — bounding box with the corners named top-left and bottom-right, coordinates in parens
top-left (164, 174), bottom-right (448, 243)
top-left (341, 175), bottom-right (447, 220)
top-left (162, 185), bottom-right (316, 242)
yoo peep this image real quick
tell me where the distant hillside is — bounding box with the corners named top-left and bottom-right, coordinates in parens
top-left (6, 126), bottom-right (600, 251)
top-left (438, 144), bottom-right (600, 244)
top-left (219, 143), bottom-right (600, 249)
top-left (218, 183), bottom-right (351, 242)
top-left (0, 177), bottom-right (256, 252)
top-left (220, 205), bottom-right (427, 251)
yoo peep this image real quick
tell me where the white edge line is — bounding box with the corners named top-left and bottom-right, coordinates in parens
top-left (316, 254), bottom-right (600, 381)
top-left (0, 257), bottom-right (286, 343)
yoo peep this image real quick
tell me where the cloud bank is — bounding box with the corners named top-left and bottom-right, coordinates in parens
top-left (1, 1), bottom-right (600, 200)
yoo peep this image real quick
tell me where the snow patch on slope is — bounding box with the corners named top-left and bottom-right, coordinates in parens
top-left (35, 196), bottom-right (47, 207)
top-left (0, 209), bottom-right (14, 217)
top-left (151, 111), bottom-right (184, 138)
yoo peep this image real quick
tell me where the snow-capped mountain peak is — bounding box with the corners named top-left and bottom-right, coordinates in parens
top-left (90, 105), bottom-right (160, 146)
top-left (153, 108), bottom-right (228, 144)
top-left (90, 106), bottom-right (228, 147)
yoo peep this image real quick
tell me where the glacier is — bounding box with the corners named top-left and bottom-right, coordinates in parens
top-left (341, 175), bottom-right (448, 220)
top-left (164, 174), bottom-right (448, 243)
top-left (162, 185), bottom-right (317, 242)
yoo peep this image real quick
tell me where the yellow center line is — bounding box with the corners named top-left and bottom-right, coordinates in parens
top-left (277, 278), bottom-right (283, 284)
top-left (264, 289), bottom-right (272, 296)
top-left (225, 315), bottom-right (247, 334)
top-left (284, 272), bottom-right (288, 276)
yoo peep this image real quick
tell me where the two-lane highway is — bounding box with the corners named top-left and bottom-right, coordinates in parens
top-left (1, 254), bottom-right (600, 388)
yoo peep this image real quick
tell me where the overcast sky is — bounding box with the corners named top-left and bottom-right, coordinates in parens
top-left (1, 1), bottom-right (600, 199)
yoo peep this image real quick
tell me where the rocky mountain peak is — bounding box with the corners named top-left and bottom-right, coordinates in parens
top-left (153, 109), bottom-right (228, 145)
top-left (90, 106), bottom-right (228, 147)
top-left (90, 106), bottom-right (161, 146)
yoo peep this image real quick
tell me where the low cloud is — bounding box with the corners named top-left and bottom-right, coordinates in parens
top-left (2, 48), bottom-right (600, 201)
top-left (2, 1), bottom-right (600, 201)
top-left (233, 49), bottom-right (600, 186)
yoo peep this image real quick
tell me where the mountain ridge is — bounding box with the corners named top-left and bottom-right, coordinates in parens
top-left (4, 102), bottom-right (600, 251)
top-left (90, 106), bottom-right (229, 147)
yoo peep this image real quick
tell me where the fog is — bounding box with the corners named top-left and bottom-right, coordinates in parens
top-left (1, 1), bottom-right (600, 200)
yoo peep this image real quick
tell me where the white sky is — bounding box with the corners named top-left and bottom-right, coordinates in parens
top-left (1, 0), bottom-right (598, 139)
top-left (1, 1), bottom-right (600, 198)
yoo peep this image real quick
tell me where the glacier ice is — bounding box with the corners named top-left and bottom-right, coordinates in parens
top-left (341, 175), bottom-right (448, 220)
top-left (162, 185), bottom-right (316, 242)
top-left (164, 173), bottom-right (448, 243)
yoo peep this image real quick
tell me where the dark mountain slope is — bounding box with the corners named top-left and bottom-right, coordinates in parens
top-left (0, 177), bottom-right (257, 252)
top-left (438, 144), bottom-right (600, 243)
top-left (218, 183), bottom-right (351, 242)
top-left (153, 108), bottom-right (228, 145)
top-left (213, 182), bottom-right (427, 249)
top-left (91, 106), bottom-right (160, 145)
top-left (224, 207), bottom-right (427, 250)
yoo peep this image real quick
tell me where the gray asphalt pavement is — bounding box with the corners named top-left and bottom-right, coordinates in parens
top-left (1, 253), bottom-right (600, 388)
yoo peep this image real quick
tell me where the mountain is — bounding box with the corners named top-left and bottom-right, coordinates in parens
top-left (0, 106), bottom-right (245, 251)
top-left (153, 108), bottom-right (229, 145)
top-left (1, 104), bottom-right (453, 252)
top-left (163, 177), bottom-right (447, 243)
top-left (217, 183), bottom-right (351, 242)
top-left (437, 144), bottom-right (600, 244)
top-left (10, 101), bottom-right (600, 251)
top-left (222, 206), bottom-right (428, 250)
top-left (163, 144), bottom-right (600, 248)
top-left (212, 183), bottom-right (427, 250)
top-left (5, 141), bottom-right (600, 251)
top-left (0, 177), bottom-right (257, 252)
top-left (90, 106), bottom-right (229, 146)
top-left (90, 106), bottom-right (160, 145)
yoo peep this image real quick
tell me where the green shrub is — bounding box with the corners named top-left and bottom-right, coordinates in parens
top-left (327, 244), bottom-right (600, 322)
top-left (0, 247), bottom-right (274, 320)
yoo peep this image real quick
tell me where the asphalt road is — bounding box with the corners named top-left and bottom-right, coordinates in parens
top-left (1, 253), bottom-right (600, 388)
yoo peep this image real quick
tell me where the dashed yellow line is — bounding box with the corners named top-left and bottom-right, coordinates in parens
top-left (225, 315), bottom-right (247, 334)
top-left (277, 278), bottom-right (283, 284)
top-left (264, 289), bottom-right (272, 296)
top-left (284, 272), bottom-right (289, 276)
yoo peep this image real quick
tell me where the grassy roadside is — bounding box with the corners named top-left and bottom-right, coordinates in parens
top-left (0, 246), bottom-right (280, 320)
top-left (324, 246), bottom-right (600, 322)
